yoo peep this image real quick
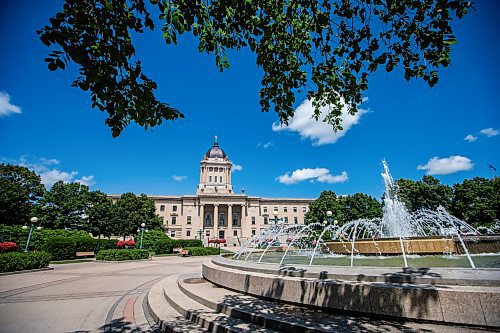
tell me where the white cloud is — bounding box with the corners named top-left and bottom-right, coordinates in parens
top-left (276, 168), bottom-right (348, 185)
top-left (40, 158), bottom-right (60, 165)
top-left (317, 171), bottom-right (349, 184)
top-left (0, 91), bottom-right (21, 117)
top-left (3, 156), bottom-right (95, 187)
top-left (76, 175), bottom-right (96, 186)
top-left (464, 134), bottom-right (477, 143)
top-left (231, 164), bottom-right (243, 172)
top-left (172, 175), bottom-right (187, 182)
top-left (480, 128), bottom-right (499, 137)
top-left (257, 141), bottom-right (273, 149)
top-left (272, 97), bottom-right (368, 146)
top-left (41, 170), bottom-right (78, 186)
top-left (417, 156), bottom-right (473, 175)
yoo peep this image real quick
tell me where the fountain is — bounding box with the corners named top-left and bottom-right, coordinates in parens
top-left (234, 160), bottom-right (500, 269)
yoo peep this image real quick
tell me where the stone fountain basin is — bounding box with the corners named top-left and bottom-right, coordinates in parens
top-left (324, 235), bottom-right (500, 255)
top-left (203, 256), bottom-right (500, 327)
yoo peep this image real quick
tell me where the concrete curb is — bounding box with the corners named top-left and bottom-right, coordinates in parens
top-left (0, 267), bottom-right (53, 276)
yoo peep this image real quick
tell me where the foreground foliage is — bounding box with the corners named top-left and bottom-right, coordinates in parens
top-left (0, 252), bottom-right (52, 273)
top-left (184, 246), bottom-right (220, 256)
top-left (96, 249), bottom-right (150, 261)
top-left (38, 0), bottom-right (471, 136)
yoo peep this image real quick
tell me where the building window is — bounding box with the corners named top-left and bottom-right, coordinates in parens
top-left (220, 176), bottom-right (223, 183)
top-left (173, 205), bottom-right (178, 212)
top-left (284, 217), bottom-right (288, 223)
top-left (209, 167), bottom-right (213, 171)
top-left (284, 207), bottom-right (288, 213)
top-left (219, 213), bottom-right (225, 226)
top-left (187, 216), bottom-right (192, 224)
top-left (170, 231), bottom-right (176, 238)
top-left (273, 207), bottom-right (278, 214)
top-left (294, 216), bottom-right (298, 224)
top-left (172, 216), bottom-right (177, 225)
top-left (186, 230), bottom-right (191, 237)
top-left (232, 213), bottom-right (238, 226)
top-left (209, 176), bottom-right (212, 182)
top-left (251, 230), bottom-right (256, 236)
top-left (205, 230), bottom-right (210, 237)
top-left (251, 216), bottom-right (255, 225)
top-left (233, 230), bottom-right (238, 237)
top-left (264, 217), bottom-right (268, 224)
top-left (205, 213), bottom-right (212, 227)
top-left (160, 205), bottom-right (165, 212)
top-left (263, 207), bottom-right (267, 213)
top-left (293, 207), bottom-right (297, 213)
top-left (302, 207), bottom-right (307, 213)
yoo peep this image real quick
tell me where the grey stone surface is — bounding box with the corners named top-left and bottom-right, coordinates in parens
top-left (0, 256), bottom-right (211, 332)
top-left (203, 258), bottom-right (500, 328)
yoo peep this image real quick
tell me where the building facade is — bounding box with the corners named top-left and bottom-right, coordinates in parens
top-left (133, 137), bottom-right (313, 245)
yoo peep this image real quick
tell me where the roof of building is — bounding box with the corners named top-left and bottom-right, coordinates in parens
top-left (205, 136), bottom-right (227, 159)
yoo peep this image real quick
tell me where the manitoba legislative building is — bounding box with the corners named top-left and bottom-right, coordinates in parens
top-left (124, 138), bottom-right (313, 246)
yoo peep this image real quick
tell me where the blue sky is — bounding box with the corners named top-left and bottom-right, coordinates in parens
top-left (1, 1), bottom-right (499, 200)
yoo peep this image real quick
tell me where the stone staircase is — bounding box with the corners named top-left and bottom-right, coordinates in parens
top-left (146, 273), bottom-right (487, 333)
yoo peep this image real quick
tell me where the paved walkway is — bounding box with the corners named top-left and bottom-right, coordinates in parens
top-left (0, 256), bottom-right (210, 333)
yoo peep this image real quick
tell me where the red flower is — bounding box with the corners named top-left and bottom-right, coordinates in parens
top-left (125, 239), bottom-right (135, 246)
top-left (117, 240), bottom-right (125, 248)
top-left (0, 242), bottom-right (17, 252)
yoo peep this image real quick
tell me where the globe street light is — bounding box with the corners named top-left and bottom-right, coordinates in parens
top-left (137, 223), bottom-right (147, 250)
top-left (23, 217), bottom-right (40, 252)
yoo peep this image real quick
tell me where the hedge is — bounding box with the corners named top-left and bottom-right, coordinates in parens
top-left (44, 236), bottom-right (76, 261)
top-left (0, 251), bottom-right (52, 273)
top-left (176, 239), bottom-right (203, 248)
top-left (96, 249), bottom-right (150, 261)
top-left (184, 246), bottom-right (220, 256)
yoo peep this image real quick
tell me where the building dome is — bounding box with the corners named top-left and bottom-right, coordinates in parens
top-left (205, 136), bottom-right (227, 159)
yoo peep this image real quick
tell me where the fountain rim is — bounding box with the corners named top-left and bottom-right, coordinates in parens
top-left (218, 255), bottom-right (500, 287)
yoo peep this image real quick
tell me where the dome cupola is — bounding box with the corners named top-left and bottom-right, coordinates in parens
top-left (205, 136), bottom-right (226, 159)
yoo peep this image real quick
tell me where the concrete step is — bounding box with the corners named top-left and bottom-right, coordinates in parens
top-left (178, 273), bottom-right (490, 333)
top-left (161, 274), bottom-right (278, 332)
top-left (147, 275), bottom-right (206, 332)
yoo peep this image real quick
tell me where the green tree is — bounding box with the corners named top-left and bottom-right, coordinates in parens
top-left (87, 190), bottom-right (115, 237)
top-left (38, 0), bottom-right (472, 137)
top-left (0, 164), bottom-right (45, 226)
top-left (38, 181), bottom-right (90, 229)
top-left (305, 190), bottom-right (344, 224)
top-left (339, 193), bottom-right (382, 222)
top-left (396, 175), bottom-right (453, 212)
top-left (451, 177), bottom-right (499, 228)
top-left (112, 193), bottom-right (162, 239)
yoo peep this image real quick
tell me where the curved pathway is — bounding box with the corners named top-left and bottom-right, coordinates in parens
top-left (0, 256), bottom-right (210, 333)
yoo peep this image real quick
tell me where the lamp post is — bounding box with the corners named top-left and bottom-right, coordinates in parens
top-left (271, 214), bottom-right (284, 225)
top-left (137, 223), bottom-right (147, 250)
top-left (22, 217), bottom-right (41, 252)
top-left (197, 228), bottom-right (203, 241)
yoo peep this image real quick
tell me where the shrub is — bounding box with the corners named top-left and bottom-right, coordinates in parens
top-left (178, 239), bottom-right (203, 248)
top-left (95, 238), bottom-right (117, 251)
top-left (73, 237), bottom-right (97, 252)
top-left (96, 249), bottom-right (150, 261)
top-left (152, 240), bottom-right (175, 254)
top-left (43, 236), bottom-right (76, 261)
top-left (184, 246), bottom-right (220, 256)
top-left (0, 242), bottom-right (17, 252)
top-left (136, 230), bottom-right (171, 250)
top-left (0, 251), bottom-right (51, 273)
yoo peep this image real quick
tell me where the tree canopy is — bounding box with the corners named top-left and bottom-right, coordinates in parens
top-left (38, 0), bottom-right (472, 137)
top-left (0, 164), bottom-right (45, 226)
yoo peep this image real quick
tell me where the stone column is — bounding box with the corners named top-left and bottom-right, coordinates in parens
top-left (228, 204), bottom-right (233, 228)
top-left (214, 204), bottom-right (219, 238)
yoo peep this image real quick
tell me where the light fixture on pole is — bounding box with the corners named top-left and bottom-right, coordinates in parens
top-left (197, 228), bottom-right (203, 240)
top-left (137, 223), bottom-right (147, 250)
top-left (23, 217), bottom-right (40, 252)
